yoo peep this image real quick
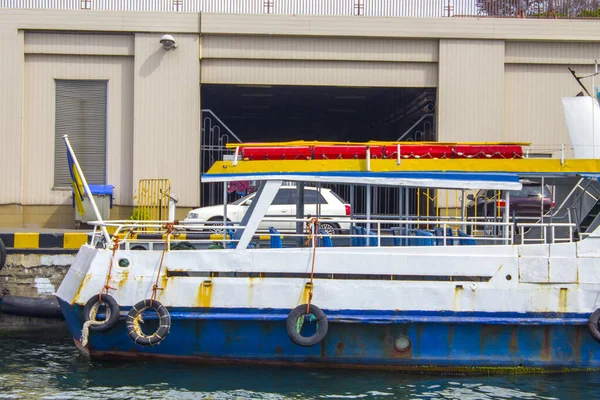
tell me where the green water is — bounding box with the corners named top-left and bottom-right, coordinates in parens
top-left (0, 338), bottom-right (596, 399)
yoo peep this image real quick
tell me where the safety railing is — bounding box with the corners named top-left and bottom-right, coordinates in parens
top-left (3, 0), bottom-right (600, 19)
top-left (88, 214), bottom-right (578, 250)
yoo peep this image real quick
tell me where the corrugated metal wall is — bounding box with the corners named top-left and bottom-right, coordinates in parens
top-left (201, 36), bottom-right (438, 87)
top-left (201, 36), bottom-right (438, 62)
top-left (504, 42), bottom-right (599, 156)
top-left (4, 10), bottom-right (600, 215)
top-left (133, 33), bottom-right (200, 207)
top-left (201, 59), bottom-right (438, 87)
top-left (25, 32), bottom-right (134, 55)
top-left (0, 28), bottom-right (24, 205)
top-left (506, 42), bottom-right (600, 65)
top-left (437, 39), bottom-right (505, 142)
top-left (23, 53), bottom-right (134, 205)
top-left (504, 63), bottom-right (594, 157)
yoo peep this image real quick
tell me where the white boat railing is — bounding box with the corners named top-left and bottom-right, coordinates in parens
top-left (88, 215), bottom-right (577, 249)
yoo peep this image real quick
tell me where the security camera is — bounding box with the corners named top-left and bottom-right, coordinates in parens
top-left (159, 34), bottom-right (177, 50)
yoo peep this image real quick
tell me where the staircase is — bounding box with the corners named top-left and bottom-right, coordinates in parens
top-left (579, 197), bottom-right (600, 235)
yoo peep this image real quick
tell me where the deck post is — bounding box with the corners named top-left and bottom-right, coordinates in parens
top-left (366, 184), bottom-right (371, 246)
top-left (296, 182), bottom-right (305, 247)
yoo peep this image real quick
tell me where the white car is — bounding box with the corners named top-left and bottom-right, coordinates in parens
top-left (183, 186), bottom-right (351, 234)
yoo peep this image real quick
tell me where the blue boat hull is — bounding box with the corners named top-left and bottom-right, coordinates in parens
top-left (58, 300), bottom-right (600, 373)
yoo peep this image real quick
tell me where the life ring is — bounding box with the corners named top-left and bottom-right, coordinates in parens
top-left (588, 309), bottom-right (600, 342)
top-left (83, 294), bottom-right (120, 332)
top-left (126, 299), bottom-right (171, 347)
top-left (0, 238), bottom-right (6, 272)
top-left (286, 304), bottom-right (328, 347)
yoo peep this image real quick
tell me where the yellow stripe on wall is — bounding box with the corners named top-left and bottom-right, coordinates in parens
top-left (14, 233), bottom-right (40, 249)
top-left (63, 233), bottom-right (88, 249)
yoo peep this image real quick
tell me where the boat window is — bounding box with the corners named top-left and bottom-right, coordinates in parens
top-left (304, 190), bottom-right (328, 205)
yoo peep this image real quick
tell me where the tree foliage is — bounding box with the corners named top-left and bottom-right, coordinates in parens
top-left (476, 0), bottom-right (600, 17)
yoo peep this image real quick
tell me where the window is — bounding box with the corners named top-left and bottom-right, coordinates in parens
top-left (304, 190), bottom-right (328, 205)
top-left (272, 190), bottom-right (295, 205)
top-left (54, 80), bottom-right (108, 188)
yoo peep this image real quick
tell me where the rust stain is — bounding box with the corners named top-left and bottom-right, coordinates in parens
top-left (454, 285), bottom-right (463, 311)
top-left (558, 288), bottom-right (568, 313)
top-left (336, 342), bottom-right (345, 356)
top-left (509, 327), bottom-right (519, 355)
top-left (117, 269), bottom-right (129, 289)
top-left (248, 277), bottom-right (254, 305)
top-left (540, 326), bottom-right (551, 361)
top-left (480, 325), bottom-right (487, 354)
top-left (89, 348), bottom-right (599, 374)
top-left (275, 346), bottom-right (283, 355)
top-left (72, 274), bottom-right (92, 304)
top-left (301, 282), bottom-right (313, 304)
top-left (161, 273), bottom-right (169, 289)
top-left (196, 280), bottom-right (213, 308)
top-left (573, 327), bottom-right (583, 362)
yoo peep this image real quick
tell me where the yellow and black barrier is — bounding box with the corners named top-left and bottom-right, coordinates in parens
top-left (0, 232), bottom-right (89, 250)
top-left (0, 231), bottom-right (280, 251)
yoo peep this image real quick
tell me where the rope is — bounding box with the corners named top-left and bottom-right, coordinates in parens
top-left (100, 237), bottom-right (119, 300)
top-left (150, 223), bottom-right (177, 306)
top-left (304, 217), bottom-right (319, 314)
top-left (80, 301), bottom-right (111, 347)
top-left (81, 236), bottom-right (120, 347)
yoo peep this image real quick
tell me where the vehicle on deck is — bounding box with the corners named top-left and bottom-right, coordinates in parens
top-left (183, 185), bottom-right (350, 234)
top-left (466, 180), bottom-right (554, 218)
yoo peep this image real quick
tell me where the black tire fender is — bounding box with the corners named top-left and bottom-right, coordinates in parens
top-left (83, 294), bottom-right (120, 332)
top-left (286, 304), bottom-right (328, 347)
top-left (0, 238), bottom-right (6, 272)
top-left (588, 309), bottom-right (600, 342)
top-left (126, 299), bottom-right (171, 347)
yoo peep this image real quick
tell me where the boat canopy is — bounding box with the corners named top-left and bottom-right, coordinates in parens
top-left (202, 142), bottom-right (600, 190)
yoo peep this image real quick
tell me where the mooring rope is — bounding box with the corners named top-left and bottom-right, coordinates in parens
top-left (150, 223), bottom-right (176, 306)
top-left (80, 237), bottom-right (119, 347)
top-left (304, 217), bottom-right (319, 314)
top-left (81, 301), bottom-right (111, 347)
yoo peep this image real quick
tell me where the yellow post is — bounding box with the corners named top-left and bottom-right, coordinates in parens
top-left (136, 179), bottom-right (171, 230)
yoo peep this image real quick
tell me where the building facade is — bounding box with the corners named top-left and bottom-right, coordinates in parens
top-left (1, 9), bottom-right (599, 227)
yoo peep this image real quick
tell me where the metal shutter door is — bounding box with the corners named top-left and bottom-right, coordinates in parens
top-left (54, 79), bottom-right (107, 187)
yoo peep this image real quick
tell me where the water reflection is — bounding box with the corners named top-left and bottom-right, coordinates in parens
top-left (0, 338), bottom-right (597, 399)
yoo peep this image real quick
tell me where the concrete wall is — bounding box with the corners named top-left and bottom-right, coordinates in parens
top-left (1, 9), bottom-right (600, 227)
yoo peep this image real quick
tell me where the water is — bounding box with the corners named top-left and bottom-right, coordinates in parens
top-left (1, 338), bottom-right (599, 400)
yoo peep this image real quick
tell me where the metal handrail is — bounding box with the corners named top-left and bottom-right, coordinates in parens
top-left (89, 214), bottom-right (578, 248)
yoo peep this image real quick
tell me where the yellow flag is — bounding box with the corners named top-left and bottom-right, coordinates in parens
top-left (67, 151), bottom-right (85, 215)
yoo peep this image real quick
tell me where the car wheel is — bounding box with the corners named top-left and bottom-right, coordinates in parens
top-left (207, 217), bottom-right (230, 234)
top-left (318, 222), bottom-right (340, 235)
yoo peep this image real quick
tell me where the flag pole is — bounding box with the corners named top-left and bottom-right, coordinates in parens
top-left (63, 135), bottom-right (112, 245)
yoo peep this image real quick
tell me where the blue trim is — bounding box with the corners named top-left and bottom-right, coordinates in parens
top-left (203, 171), bottom-right (521, 182)
top-left (88, 306), bottom-right (591, 326)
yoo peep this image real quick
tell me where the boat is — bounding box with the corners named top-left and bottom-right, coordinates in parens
top-left (56, 101), bottom-right (600, 372)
